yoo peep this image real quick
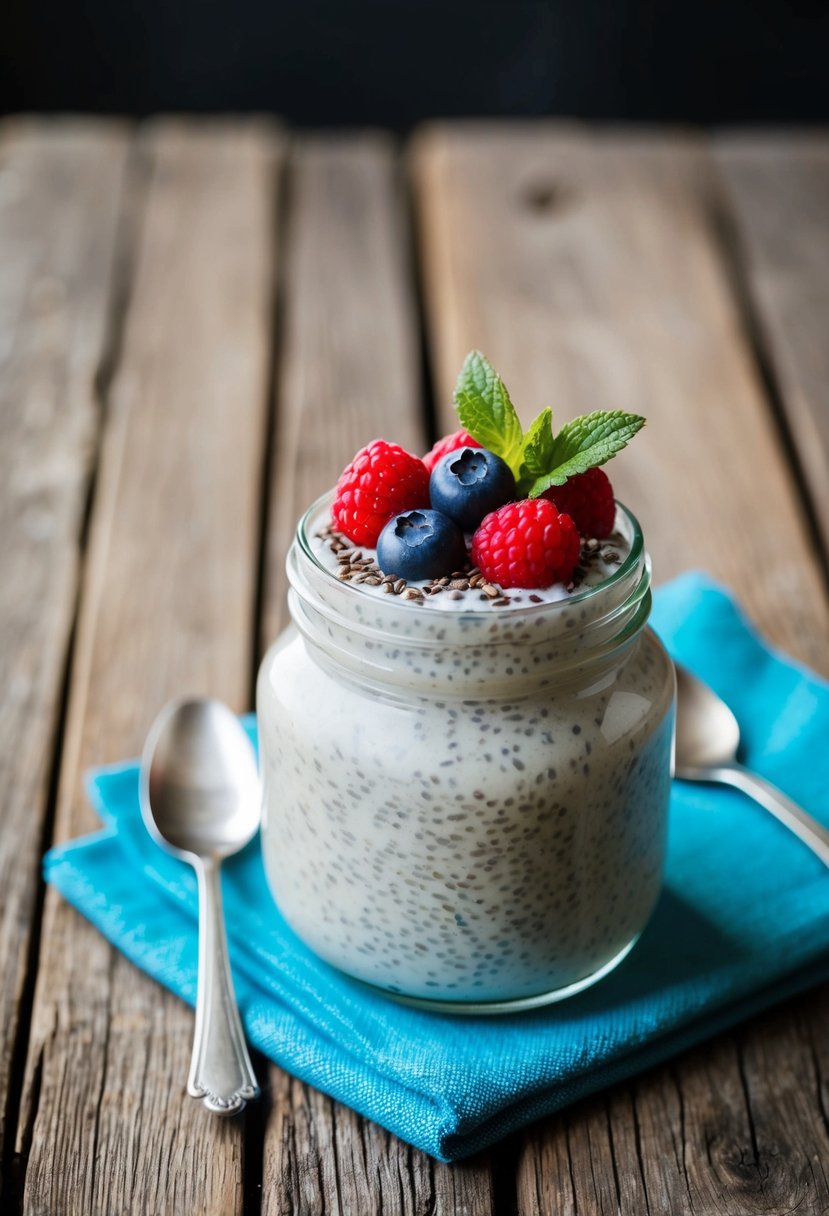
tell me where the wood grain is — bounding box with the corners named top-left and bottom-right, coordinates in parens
top-left (715, 133), bottom-right (829, 564)
top-left (411, 121), bottom-right (829, 1215)
top-left (516, 1018), bottom-right (829, 1216)
top-left (270, 1074), bottom-right (493, 1216)
top-left (0, 119), bottom-right (128, 1190)
top-left (258, 133), bottom-right (494, 1216)
top-left (16, 121), bottom-right (278, 1216)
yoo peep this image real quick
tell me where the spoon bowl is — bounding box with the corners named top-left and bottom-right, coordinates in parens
top-left (140, 697), bottom-right (261, 1115)
top-left (142, 699), bottom-right (260, 859)
top-left (674, 663), bottom-right (829, 867)
top-left (674, 665), bottom-right (741, 773)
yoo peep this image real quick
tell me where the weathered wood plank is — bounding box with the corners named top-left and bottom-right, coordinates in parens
top-left (259, 133), bottom-right (494, 1216)
top-left (271, 1073), bottom-right (493, 1216)
top-left (411, 121), bottom-right (829, 1215)
top-left (260, 133), bottom-right (424, 645)
top-left (715, 133), bottom-right (829, 563)
top-left (412, 123), bottom-right (829, 671)
top-left (0, 119), bottom-right (129, 1194)
top-left (674, 1018), bottom-right (829, 1214)
top-left (518, 1015), bottom-right (829, 1216)
top-left (17, 121), bottom-right (279, 1216)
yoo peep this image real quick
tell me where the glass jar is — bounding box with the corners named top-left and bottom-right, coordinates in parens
top-left (257, 494), bottom-right (675, 1014)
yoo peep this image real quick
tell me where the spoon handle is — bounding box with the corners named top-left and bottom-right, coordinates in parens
top-left (710, 763), bottom-right (829, 869)
top-left (189, 858), bottom-right (259, 1115)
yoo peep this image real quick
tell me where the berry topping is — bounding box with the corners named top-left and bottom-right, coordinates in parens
top-left (429, 447), bottom-right (516, 532)
top-left (471, 499), bottom-right (580, 589)
top-left (332, 440), bottom-right (430, 547)
top-left (423, 428), bottom-right (482, 472)
top-left (377, 509), bottom-right (467, 582)
top-left (541, 468), bottom-right (616, 539)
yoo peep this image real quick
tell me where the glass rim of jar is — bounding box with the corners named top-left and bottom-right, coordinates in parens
top-left (296, 491), bottom-right (645, 618)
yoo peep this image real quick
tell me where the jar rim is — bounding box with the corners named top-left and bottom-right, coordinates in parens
top-left (296, 490), bottom-right (645, 619)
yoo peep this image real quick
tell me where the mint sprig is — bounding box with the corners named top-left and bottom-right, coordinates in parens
top-left (453, 351), bottom-right (644, 497)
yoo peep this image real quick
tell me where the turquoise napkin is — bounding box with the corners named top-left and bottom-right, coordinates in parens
top-left (44, 573), bottom-right (829, 1162)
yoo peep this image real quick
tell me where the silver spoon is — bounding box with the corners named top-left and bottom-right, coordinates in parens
top-left (140, 698), bottom-right (261, 1115)
top-left (674, 664), bottom-right (829, 867)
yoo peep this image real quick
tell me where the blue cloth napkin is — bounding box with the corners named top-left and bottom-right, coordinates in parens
top-left (44, 573), bottom-right (829, 1162)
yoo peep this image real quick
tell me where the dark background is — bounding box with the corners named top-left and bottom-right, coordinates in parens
top-left (3, 0), bottom-right (829, 126)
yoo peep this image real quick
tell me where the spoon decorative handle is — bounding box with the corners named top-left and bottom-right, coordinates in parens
top-left (188, 858), bottom-right (259, 1115)
top-left (693, 762), bottom-right (829, 869)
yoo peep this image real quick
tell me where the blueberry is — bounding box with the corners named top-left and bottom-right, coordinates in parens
top-left (429, 447), bottom-right (515, 532)
top-left (376, 509), bottom-right (467, 580)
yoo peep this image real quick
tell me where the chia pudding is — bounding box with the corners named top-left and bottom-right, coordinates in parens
top-left (257, 493), bottom-right (675, 1012)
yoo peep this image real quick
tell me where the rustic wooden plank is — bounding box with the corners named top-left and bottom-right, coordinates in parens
top-left (715, 133), bottom-right (829, 563)
top-left (16, 120), bottom-right (279, 1216)
top-left (518, 1016), bottom-right (829, 1216)
top-left (0, 119), bottom-right (129, 1194)
top-left (259, 133), bottom-right (494, 1215)
top-left (412, 123), bottom-right (829, 672)
top-left (260, 133), bottom-right (424, 645)
top-left (516, 1089), bottom-right (654, 1215)
top-left (411, 122), bottom-right (829, 1214)
top-left (271, 1073), bottom-right (493, 1216)
top-left (673, 1019), bottom-right (829, 1213)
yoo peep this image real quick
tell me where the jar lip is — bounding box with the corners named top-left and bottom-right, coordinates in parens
top-left (296, 490), bottom-right (645, 616)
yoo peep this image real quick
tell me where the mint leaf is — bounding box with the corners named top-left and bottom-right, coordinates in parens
top-left (454, 351), bottom-right (524, 474)
top-left (517, 407), bottom-right (555, 490)
top-left (527, 411), bottom-right (645, 497)
top-left (520, 408), bottom-right (555, 474)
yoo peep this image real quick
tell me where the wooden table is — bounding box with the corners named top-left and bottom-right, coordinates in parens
top-left (1, 117), bottom-right (827, 1215)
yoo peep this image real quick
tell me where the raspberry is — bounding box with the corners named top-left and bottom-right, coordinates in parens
top-left (541, 467), bottom-right (615, 538)
top-left (423, 429), bottom-right (481, 472)
top-left (471, 499), bottom-right (580, 590)
top-left (331, 440), bottom-right (430, 547)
